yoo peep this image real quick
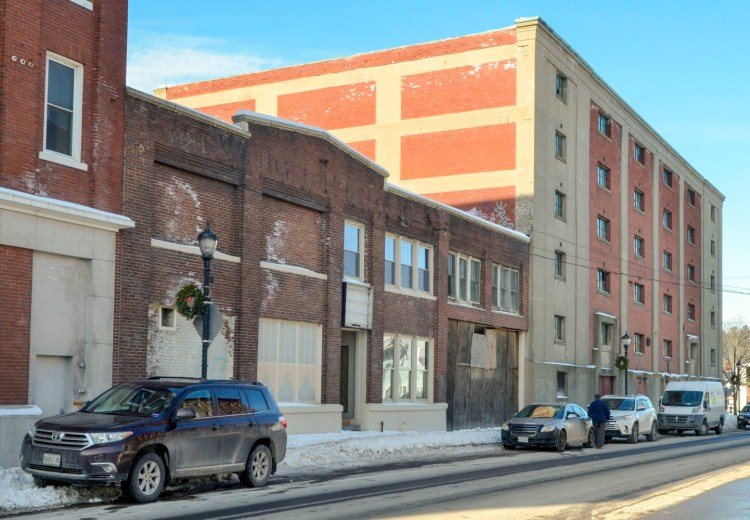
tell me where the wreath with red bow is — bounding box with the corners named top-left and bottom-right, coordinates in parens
top-left (175, 283), bottom-right (205, 320)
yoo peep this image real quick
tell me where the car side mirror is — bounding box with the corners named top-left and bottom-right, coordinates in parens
top-left (175, 407), bottom-right (196, 421)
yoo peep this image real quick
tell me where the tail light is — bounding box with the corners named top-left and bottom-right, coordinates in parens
top-left (280, 416), bottom-right (287, 429)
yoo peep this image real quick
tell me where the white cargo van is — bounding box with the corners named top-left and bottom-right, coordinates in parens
top-left (657, 381), bottom-right (725, 435)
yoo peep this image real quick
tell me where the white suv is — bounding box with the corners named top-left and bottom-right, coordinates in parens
top-left (602, 395), bottom-right (658, 444)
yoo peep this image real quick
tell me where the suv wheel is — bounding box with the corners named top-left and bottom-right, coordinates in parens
top-left (645, 422), bottom-right (657, 442)
top-left (123, 452), bottom-right (165, 503)
top-left (628, 423), bottom-right (639, 444)
top-left (240, 444), bottom-right (272, 487)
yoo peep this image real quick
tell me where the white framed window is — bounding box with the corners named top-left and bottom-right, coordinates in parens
top-left (688, 303), bottom-right (696, 321)
top-left (634, 235), bottom-right (645, 258)
top-left (634, 189), bottom-right (645, 212)
top-left (555, 72), bottom-right (568, 102)
top-left (597, 163), bottom-right (610, 190)
top-left (663, 293), bottom-right (673, 314)
top-left (634, 333), bottom-right (645, 354)
top-left (663, 209), bottom-right (673, 230)
top-left (40, 52), bottom-right (87, 170)
top-left (448, 252), bottom-right (481, 305)
top-left (597, 215), bottom-right (610, 241)
top-left (344, 221), bottom-right (364, 280)
top-left (554, 251), bottom-right (565, 279)
top-left (258, 319), bottom-right (322, 404)
top-left (555, 132), bottom-right (566, 160)
top-left (663, 251), bottom-right (673, 272)
top-left (634, 283), bottom-right (645, 305)
top-left (385, 234), bottom-right (432, 296)
top-left (159, 307), bottom-right (176, 330)
top-left (687, 264), bottom-right (696, 283)
top-left (555, 190), bottom-right (566, 220)
top-left (687, 225), bottom-right (696, 245)
top-left (598, 112), bottom-right (611, 137)
top-left (597, 269), bottom-right (610, 294)
top-left (383, 335), bottom-right (432, 402)
top-left (554, 315), bottom-right (565, 343)
top-left (492, 264), bottom-right (520, 314)
top-left (663, 339), bottom-right (673, 359)
top-left (634, 143), bottom-right (645, 164)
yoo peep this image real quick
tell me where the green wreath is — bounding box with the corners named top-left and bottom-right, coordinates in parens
top-left (614, 355), bottom-right (629, 371)
top-left (175, 283), bottom-right (205, 320)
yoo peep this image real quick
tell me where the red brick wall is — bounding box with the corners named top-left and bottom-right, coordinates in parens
top-left (401, 124), bottom-right (515, 180)
top-left (0, 246), bottom-right (32, 404)
top-left (200, 100), bottom-right (256, 122)
top-left (0, 0), bottom-right (126, 213)
top-left (402, 61), bottom-right (516, 119)
top-left (658, 159), bottom-right (680, 370)
top-left (278, 82), bottom-right (376, 130)
top-left (683, 181), bottom-right (701, 351)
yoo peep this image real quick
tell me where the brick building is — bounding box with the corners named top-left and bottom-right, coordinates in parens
top-left (161, 16), bottom-right (725, 405)
top-left (122, 91), bottom-right (529, 433)
top-left (0, 0), bottom-right (133, 465)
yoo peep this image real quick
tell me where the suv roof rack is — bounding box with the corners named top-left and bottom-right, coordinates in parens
top-left (147, 376), bottom-right (203, 381)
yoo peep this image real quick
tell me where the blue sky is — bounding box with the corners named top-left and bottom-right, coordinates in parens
top-left (127, 1), bottom-right (750, 326)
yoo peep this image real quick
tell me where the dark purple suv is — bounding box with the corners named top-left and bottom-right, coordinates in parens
top-left (20, 377), bottom-right (287, 503)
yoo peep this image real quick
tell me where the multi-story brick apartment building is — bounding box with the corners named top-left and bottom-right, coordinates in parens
top-left (160, 16), bottom-right (725, 405)
top-left (0, 0), bottom-right (133, 465)
top-left (0, 0), bottom-right (529, 468)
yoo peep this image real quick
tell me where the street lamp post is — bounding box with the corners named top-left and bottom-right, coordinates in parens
top-left (198, 223), bottom-right (218, 379)
top-left (736, 361), bottom-right (742, 416)
top-left (621, 332), bottom-right (631, 395)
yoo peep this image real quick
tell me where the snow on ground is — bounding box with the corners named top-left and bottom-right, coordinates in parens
top-left (0, 416), bottom-right (739, 515)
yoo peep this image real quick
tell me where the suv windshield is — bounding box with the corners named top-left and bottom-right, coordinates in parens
top-left (662, 390), bottom-right (703, 407)
top-left (603, 398), bottom-right (634, 411)
top-left (83, 384), bottom-right (177, 417)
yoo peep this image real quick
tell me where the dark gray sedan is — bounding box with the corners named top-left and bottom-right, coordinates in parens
top-left (502, 402), bottom-right (594, 452)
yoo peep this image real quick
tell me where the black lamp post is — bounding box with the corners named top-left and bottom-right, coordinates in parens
top-left (736, 361), bottom-right (742, 415)
top-left (621, 331), bottom-right (631, 395)
top-left (198, 223), bottom-right (218, 379)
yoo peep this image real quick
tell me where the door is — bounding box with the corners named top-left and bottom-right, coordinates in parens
top-left (171, 389), bottom-right (221, 473)
top-left (341, 331), bottom-right (357, 420)
top-left (34, 355), bottom-right (69, 416)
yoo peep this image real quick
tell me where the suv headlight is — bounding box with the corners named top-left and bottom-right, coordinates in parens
top-left (616, 415), bottom-right (632, 421)
top-left (28, 425), bottom-right (36, 438)
top-left (540, 425), bottom-right (556, 433)
top-left (90, 432), bottom-right (133, 444)
top-left (501, 422), bottom-right (509, 431)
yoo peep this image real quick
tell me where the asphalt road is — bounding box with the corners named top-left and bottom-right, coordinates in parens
top-left (11, 430), bottom-right (750, 519)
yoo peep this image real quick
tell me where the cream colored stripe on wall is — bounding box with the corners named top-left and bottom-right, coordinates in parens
top-left (399, 170), bottom-right (518, 194)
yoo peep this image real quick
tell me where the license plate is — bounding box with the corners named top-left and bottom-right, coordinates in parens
top-left (42, 453), bottom-right (61, 467)
top-left (518, 436), bottom-right (529, 443)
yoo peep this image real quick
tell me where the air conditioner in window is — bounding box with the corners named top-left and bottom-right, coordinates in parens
top-left (342, 281), bottom-right (372, 329)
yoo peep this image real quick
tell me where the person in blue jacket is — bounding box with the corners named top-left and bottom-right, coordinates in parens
top-left (588, 393), bottom-right (611, 449)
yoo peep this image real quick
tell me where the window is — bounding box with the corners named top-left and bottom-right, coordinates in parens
top-left (710, 348), bottom-right (716, 366)
top-left (711, 205), bottom-right (717, 223)
top-left (555, 72), bottom-right (568, 102)
top-left (42, 53), bottom-right (86, 169)
top-left (258, 319), bottom-right (322, 403)
top-left (634, 283), bottom-right (645, 305)
top-left (711, 240), bottom-right (716, 257)
top-left (663, 294), bottom-right (673, 314)
top-left (344, 222), bottom-right (363, 279)
top-left (554, 315), bottom-right (565, 343)
top-left (159, 307), bottom-right (175, 330)
top-left (69, 0), bottom-right (93, 9)
top-left (688, 303), bottom-right (696, 321)
top-left (663, 168), bottom-right (673, 188)
top-left (687, 188), bottom-right (696, 206)
top-left (598, 112), bottom-right (611, 137)
top-left (216, 387), bottom-right (251, 416)
top-left (448, 252), bottom-right (480, 305)
top-left (711, 274), bottom-right (716, 293)
top-left (633, 189), bottom-right (645, 212)
top-left (554, 251), bottom-right (565, 279)
top-left (687, 225), bottom-right (695, 245)
top-left (600, 323), bottom-right (613, 346)
top-left (555, 132), bottom-right (566, 160)
top-left (662, 209), bottom-right (672, 230)
top-left (554, 190), bottom-right (566, 220)
top-left (597, 163), bottom-right (610, 190)
top-left (597, 269), bottom-right (610, 294)
top-left (383, 335), bottom-right (432, 402)
top-left (556, 372), bottom-right (568, 398)
top-left (492, 264), bottom-right (520, 314)
top-left (385, 235), bottom-right (432, 294)
top-left (597, 215), bottom-right (610, 241)
top-left (634, 333), bottom-right (645, 354)
top-left (663, 340), bottom-right (673, 359)
top-left (634, 235), bottom-right (645, 258)
top-left (687, 264), bottom-right (696, 283)
top-left (634, 143), bottom-right (645, 164)
top-left (663, 251), bottom-right (673, 271)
